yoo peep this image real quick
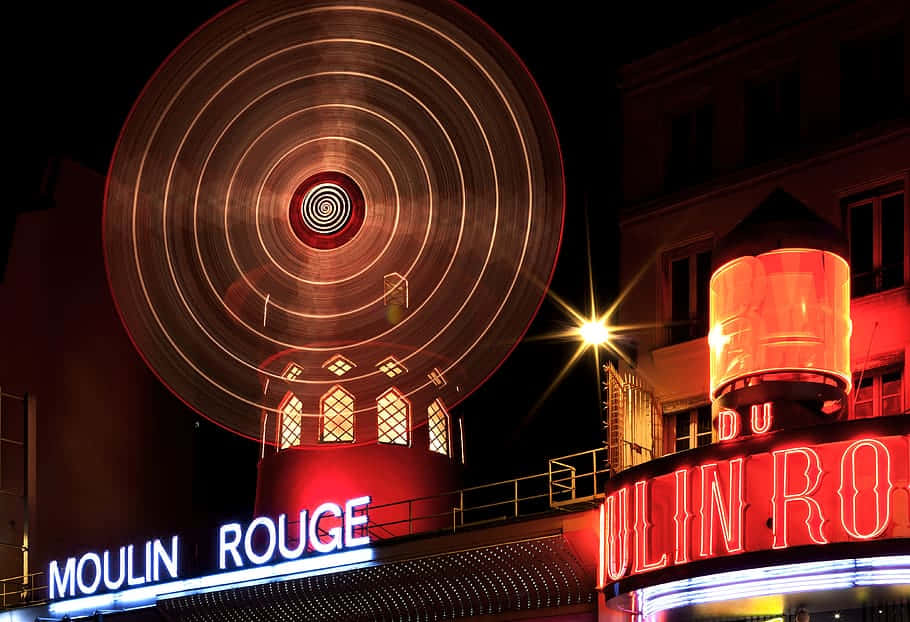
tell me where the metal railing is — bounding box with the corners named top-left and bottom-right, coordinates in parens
top-left (0, 572), bottom-right (45, 609)
top-left (361, 446), bottom-right (608, 539)
top-left (548, 447), bottom-right (608, 508)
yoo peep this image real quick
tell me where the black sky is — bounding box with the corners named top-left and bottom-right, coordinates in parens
top-left (14, 0), bottom-right (772, 526)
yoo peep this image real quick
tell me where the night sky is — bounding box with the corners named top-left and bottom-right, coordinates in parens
top-left (14, 1), bottom-right (771, 536)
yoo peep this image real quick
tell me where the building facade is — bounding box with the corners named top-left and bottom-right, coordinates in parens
top-left (604, 0), bottom-right (910, 619)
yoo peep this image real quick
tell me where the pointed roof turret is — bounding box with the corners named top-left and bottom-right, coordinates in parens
top-left (713, 188), bottom-right (848, 270)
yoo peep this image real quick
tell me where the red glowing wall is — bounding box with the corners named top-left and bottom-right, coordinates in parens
top-left (255, 442), bottom-right (460, 537)
top-left (598, 429), bottom-right (910, 585)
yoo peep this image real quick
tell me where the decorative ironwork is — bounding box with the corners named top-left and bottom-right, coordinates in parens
top-left (377, 356), bottom-right (407, 379)
top-left (427, 399), bottom-right (450, 456)
top-left (320, 386), bottom-right (354, 443)
top-left (377, 388), bottom-right (409, 446)
top-left (323, 355), bottom-right (355, 377)
top-left (278, 393), bottom-right (304, 449)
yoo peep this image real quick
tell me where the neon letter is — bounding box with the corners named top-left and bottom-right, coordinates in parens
top-left (673, 469), bottom-right (691, 564)
top-left (699, 459), bottom-right (745, 557)
top-left (751, 403), bottom-right (773, 435)
top-left (633, 480), bottom-right (668, 573)
top-left (838, 438), bottom-right (892, 539)
top-left (598, 503), bottom-right (606, 588)
top-left (604, 487), bottom-right (630, 581)
top-left (219, 523), bottom-right (243, 569)
top-left (278, 511), bottom-right (307, 560)
top-left (127, 544), bottom-right (145, 586)
top-left (717, 409), bottom-right (740, 441)
top-left (244, 517), bottom-right (277, 565)
top-left (153, 536), bottom-right (179, 581)
top-left (310, 502), bottom-right (344, 553)
top-left (345, 496), bottom-right (372, 548)
top-left (76, 552), bottom-right (102, 595)
top-left (102, 547), bottom-right (126, 591)
top-left (49, 558), bottom-right (76, 599)
top-left (772, 447), bottom-right (827, 549)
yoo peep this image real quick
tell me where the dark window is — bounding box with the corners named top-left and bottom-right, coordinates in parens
top-left (674, 413), bottom-right (690, 452)
top-left (745, 70), bottom-right (800, 164)
top-left (881, 194), bottom-right (905, 290)
top-left (852, 368), bottom-right (904, 418)
top-left (670, 405), bottom-right (714, 453)
top-left (666, 104), bottom-right (714, 190)
top-left (670, 257), bottom-right (691, 344)
top-left (841, 29), bottom-right (906, 133)
top-left (696, 406), bottom-right (712, 447)
top-left (666, 247), bottom-right (713, 345)
top-left (847, 186), bottom-right (905, 297)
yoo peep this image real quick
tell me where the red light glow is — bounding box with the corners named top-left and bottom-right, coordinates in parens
top-left (717, 409), bottom-right (741, 441)
top-left (772, 447), bottom-right (827, 549)
top-left (709, 249), bottom-right (851, 398)
top-left (598, 432), bottom-right (909, 585)
top-left (604, 487), bottom-right (630, 582)
top-left (838, 439), bottom-right (891, 539)
top-left (698, 459), bottom-right (745, 557)
top-left (634, 480), bottom-right (668, 573)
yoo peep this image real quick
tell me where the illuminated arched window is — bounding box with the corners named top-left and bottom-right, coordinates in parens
top-left (320, 386), bottom-right (355, 443)
top-left (377, 388), bottom-right (410, 446)
top-left (427, 399), bottom-right (450, 457)
top-left (278, 393), bottom-right (304, 449)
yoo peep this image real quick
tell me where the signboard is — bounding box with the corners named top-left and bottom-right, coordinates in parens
top-left (598, 432), bottom-right (909, 585)
top-left (49, 496), bottom-right (371, 601)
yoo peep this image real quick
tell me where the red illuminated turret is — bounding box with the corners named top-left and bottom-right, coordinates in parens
top-left (709, 189), bottom-right (852, 430)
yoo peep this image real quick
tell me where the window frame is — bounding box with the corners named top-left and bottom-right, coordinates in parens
top-left (662, 237), bottom-right (714, 346)
top-left (851, 366), bottom-right (904, 419)
top-left (664, 102), bottom-right (715, 191)
top-left (319, 385), bottom-right (355, 443)
top-left (845, 181), bottom-right (908, 298)
top-left (667, 404), bottom-right (713, 454)
top-left (376, 388), bottom-right (411, 447)
top-left (743, 65), bottom-right (801, 165)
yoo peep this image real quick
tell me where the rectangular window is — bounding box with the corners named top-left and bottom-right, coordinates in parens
top-left (847, 185), bottom-right (906, 297)
top-left (669, 405), bottom-right (713, 453)
top-left (841, 29), bottom-right (905, 133)
top-left (665, 244), bottom-right (713, 345)
top-left (745, 70), bottom-right (800, 164)
top-left (852, 368), bottom-right (904, 418)
top-left (666, 104), bottom-right (714, 191)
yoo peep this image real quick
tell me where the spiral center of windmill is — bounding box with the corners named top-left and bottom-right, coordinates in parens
top-left (288, 172), bottom-right (365, 249)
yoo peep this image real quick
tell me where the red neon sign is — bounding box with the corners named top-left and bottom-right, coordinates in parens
top-left (598, 433), bottom-right (909, 586)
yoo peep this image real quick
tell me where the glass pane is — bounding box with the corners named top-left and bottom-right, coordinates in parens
top-left (675, 438), bottom-right (691, 452)
top-left (882, 371), bottom-right (901, 396)
top-left (675, 413), bottom-right (690, 439)
top-left (882, 396), bottom-right (901, 416)
top-left (696, 406), bottom-right (712, 433)
top-left (850, 203), bottom-right (874, 296)
top-left (780, 71), bottom-right (801, 149)
top-left (854, 402), bottom-right (874, 419)
top-left (696, 432), bottom-right (712, 447)
top-left (695, 104), bottom-right (714, 178)
top-left (881, 193), bottom-right (904, 290)
top-left (745, 79), bottom-right (775, 162)
top-left (667, 112), bottom-right (692, 189)
top-left (855, 376), bottom-right (874, 403)
top-left (670, 257), bottom-right (691, 343)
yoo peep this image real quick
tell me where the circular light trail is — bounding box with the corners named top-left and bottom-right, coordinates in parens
top-left (103, 0), bottom-right (565, 442)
